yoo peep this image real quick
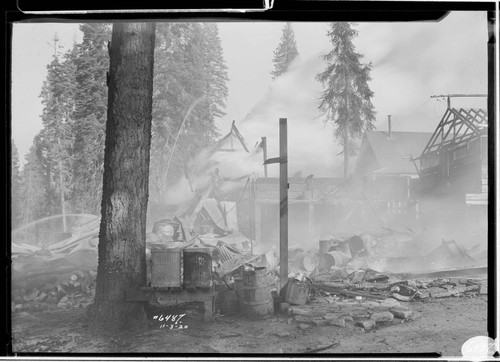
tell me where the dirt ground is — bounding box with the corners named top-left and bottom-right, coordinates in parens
top-left (10, 293), bottom-right (488, 356)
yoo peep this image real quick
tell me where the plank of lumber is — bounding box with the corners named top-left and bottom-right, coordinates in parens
top-left (312, 283), bottom-right (386, 300)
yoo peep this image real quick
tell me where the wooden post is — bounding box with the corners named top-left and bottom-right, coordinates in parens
top-left (486, 12), bottom-right (495, 317)
top-left (487, 11), bottom-right (495, 195)
top-left (279, 118), bottom-right (288, 289)
top-left (261, 137), bottom-right (268, 178)
top-left (249, 177), bottom-right (256, 255)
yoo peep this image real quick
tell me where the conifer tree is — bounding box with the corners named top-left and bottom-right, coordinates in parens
top-left (271, 22), bottom-right (299, 79)
top-left (39, 34), bottom-right (76, 230)
top-left (316, 22), bottom-right (376, 177)
top-left (11, 140), bottom-right (22, 228)
top-left (89, 21), bottom-right (155, 335)
top-left (150, 22), bottom-right (228, 203)
top-left (71, 23), bottom-right (111, 214)
top-left (19, 145), bottom-right (46, 225)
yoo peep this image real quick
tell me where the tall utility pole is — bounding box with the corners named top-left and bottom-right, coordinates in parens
top-left (279, 118), bottom-right (288, 288)
top-left (487, 11), bottom-right (496, 327)
top-left (263, 118), bottom-right (289, 289)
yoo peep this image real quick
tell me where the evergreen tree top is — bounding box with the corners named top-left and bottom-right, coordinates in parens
top-left (271, 22), bottom-right (299, 79)
top-left (316, 22), bottom-right (376, 146)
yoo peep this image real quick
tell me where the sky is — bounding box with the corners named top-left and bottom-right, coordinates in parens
top-left (11, 12), bottom-right (488, 176)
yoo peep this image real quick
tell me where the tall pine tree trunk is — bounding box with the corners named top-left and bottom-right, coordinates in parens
top-left (88, 22), bottom-right (155, 335)
top-left (57, 135), bottom-right (67, 232)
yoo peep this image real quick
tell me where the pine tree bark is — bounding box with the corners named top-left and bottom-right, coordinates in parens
top-left (88, 22), bottom-right (155, 335)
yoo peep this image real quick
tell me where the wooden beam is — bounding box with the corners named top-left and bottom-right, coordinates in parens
top-left (279, 118), bottom-right (288, 289)
top-left (422, 108), bottom-right (451, 157)
top-left (257, 198), bottom-right (329, 204)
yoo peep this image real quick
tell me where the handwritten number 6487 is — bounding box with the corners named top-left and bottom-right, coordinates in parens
top-left (153, 314), bottom-right (186, 324)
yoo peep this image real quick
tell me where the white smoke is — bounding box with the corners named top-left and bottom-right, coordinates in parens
top-left (161, 13), bottom-right (488, 207)
top-left (238, 54), bottom-right (344, 178)
top-left (161, 53), bottom-right (346, 206)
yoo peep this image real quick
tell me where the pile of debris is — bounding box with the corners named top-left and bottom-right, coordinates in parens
top-left (284, 227), bottom-right (487, 306)
top-left (278, 266), bottom-right (486, 332)
top-left (12, 214), bottom-right (258, 312)
top-left (281, 295), bottom-right (417, 331)
top-left (12, 270), bottom-right (96, 312)
top-left (312, 267), bottom-right (487, 302)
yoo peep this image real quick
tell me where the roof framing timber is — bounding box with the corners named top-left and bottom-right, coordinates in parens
top-left (420, 107), bottom-right (487, 158)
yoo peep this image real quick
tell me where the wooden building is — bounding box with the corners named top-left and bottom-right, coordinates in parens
top-left (417, 106), bottom-right (488, 247)
top-left (355, 130), bottom-right (432, 201)
top-left (419, 107), bottom-right (488, 200)
top-left (253, 176), bottom-right (360, 247)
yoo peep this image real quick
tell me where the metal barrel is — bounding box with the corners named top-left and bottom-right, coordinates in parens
top-left (289, 248), bottom-right (304, 260)
top-left (319, 239), bottom-right (333, 254)
top-left (294, 252), bottom-right (319, 272)
top-left (319, 251), bottom-right (351, 271)
top-left (348, 235), bottom-right (364, 254)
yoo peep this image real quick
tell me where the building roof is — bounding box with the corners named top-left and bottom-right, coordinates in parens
top-left (355, 131), bottom-right (432, 176)
top-left (421, 107), bottom-right (487, 157)
top-left (211, 121), bottom-right (250, 154)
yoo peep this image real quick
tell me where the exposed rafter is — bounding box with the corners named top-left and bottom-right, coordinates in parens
top-left (420, 107), bottom-right (487, 158)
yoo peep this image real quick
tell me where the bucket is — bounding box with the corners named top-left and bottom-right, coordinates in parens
top-left (284, 280), bottom-right (310, 305)
top-left (319, 251), bottom-right (350, 270)
top-left (294, 252), bottom-right (319, 272)
top-left (183, 244), bottom-right (213, 288)
top-left (347, 235), bottom-right (364, 254)
top-left (151, 248), bottom-right (182, 287)
top-left (242, 267), bottom-right (274, 319)
top-left (319, 239), bottom-right (333, 254)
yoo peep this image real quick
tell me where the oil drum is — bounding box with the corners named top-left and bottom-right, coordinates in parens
top-left (319, 251), bottom-right (351, 270)
top-left (294, 251), bottom-right (319, 272)
top-left (319, 239), bottom-right (333, 254)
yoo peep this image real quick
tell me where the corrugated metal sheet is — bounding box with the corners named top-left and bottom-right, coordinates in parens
top-left (201, 198), bottom-right (229, 232)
